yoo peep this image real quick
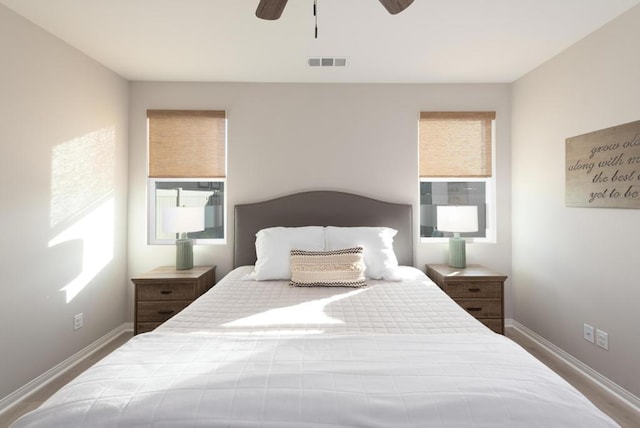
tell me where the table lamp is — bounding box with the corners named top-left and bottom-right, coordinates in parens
top-left (163, 207), bottom-right (205, 270)
top-left (436, 205), bottom-right (478, 268)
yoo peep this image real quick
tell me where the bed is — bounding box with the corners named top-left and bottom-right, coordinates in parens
top-left (12, 191), bottom-right (618, 427)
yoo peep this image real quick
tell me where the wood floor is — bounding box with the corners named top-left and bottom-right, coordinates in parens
top-left (506, 328), bottom-right (639, 428)
top-left (1, 328), bottom-right (638, 427)
top-left (0, 332), bottom-right (133, 428)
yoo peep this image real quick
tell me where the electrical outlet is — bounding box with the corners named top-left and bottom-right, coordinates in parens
top-left (74, 313), bottom-right (83, 330)
top-left (596, 329), bottom-right (609, 350)
top-left (583, 324), bottom-right (594, 343)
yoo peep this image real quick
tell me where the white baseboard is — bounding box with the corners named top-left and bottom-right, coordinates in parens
top-left (506, 318), bottom-right (640, 412)
top-left (0, 322), bottom-right (133, 415)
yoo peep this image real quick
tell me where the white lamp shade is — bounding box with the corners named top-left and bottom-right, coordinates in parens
top-left (163, 207), bottom-right (205, 234)
top-left (437, 205), bottom-right (478, 233)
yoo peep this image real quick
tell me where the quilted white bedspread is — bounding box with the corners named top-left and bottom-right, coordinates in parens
top-left (157, 266), bottom-right (489, 336)
top-left (11, 267), bottom-right (619, 427)
top-left (13, 332), bottom-right (617, 427)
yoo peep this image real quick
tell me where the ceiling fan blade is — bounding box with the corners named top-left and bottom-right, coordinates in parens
top-left (378, 0), bottom-right (414, 15)
top-left (256, 0), bottom-right (288, 20)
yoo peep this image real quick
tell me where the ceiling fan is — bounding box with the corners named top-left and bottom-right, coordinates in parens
top-left (256, 0), bottom-right (415, 20)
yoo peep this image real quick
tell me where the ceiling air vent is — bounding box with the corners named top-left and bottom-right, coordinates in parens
top-left (308, 57), bottom-right (347, 67)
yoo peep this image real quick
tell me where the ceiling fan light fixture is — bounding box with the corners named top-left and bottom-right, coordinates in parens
top-left (257, 0), bottom-right (414, 20)
top-left (378, 0), bottom-right (415, 15)
top-left (256, 0), bottom-right (288, 20)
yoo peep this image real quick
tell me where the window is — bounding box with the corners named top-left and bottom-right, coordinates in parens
top-left (147, 110), bottom-right (226, 244)
top-left (419, 111), bottom-right (496, 241)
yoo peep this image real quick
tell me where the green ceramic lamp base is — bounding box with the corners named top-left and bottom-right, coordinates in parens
top-left (175, 238), bottom-right (194, 270)
top-left (448, 235), bottom-right (466, 268)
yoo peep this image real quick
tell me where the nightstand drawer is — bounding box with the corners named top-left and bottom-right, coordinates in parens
top-left (136, 322), bottom-right (163, 334)
top-left (454, 298), bottom-right (502, 318)
top-left (137, 282), bottom-right (196, 300)
top-left (445, 281), bottom-right (502, 298)
top-left (137, 301), bottom-right (191, 322)
top-left (132, 266), bottom-right (216, 335)
top-left (479, 319), bottom-right (503, 334)
top-left (426, 264), bottom-right (506, 335)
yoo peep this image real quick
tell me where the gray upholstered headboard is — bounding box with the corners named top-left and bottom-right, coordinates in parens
top-left (234, 191), bottom-right (413, 268)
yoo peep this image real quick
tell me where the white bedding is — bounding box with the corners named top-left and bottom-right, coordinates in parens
top-left (157, 266), bottom-right (489, 336)
top-left (11, 267), bottom-right (619, 427)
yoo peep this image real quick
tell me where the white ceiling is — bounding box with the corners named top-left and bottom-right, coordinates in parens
top-left (2, 0), bottom-right (639, 83)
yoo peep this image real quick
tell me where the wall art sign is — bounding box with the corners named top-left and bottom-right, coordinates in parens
top-left (566, 120), bottom-right (640, 208)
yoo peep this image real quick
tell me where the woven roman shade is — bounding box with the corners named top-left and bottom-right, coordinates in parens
top-left (419, 112), bottom-right (495, 178)
top-left (148, 110), bottom-right (226, 178)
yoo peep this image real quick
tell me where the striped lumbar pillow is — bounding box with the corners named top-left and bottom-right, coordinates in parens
top-left (290, 247), bottom-right (367, 287)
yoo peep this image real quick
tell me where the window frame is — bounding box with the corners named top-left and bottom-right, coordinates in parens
top-left (147, 178), bottom-right (227, 245)
top-left (419, 177), bottom-right (496, 244)
top-left (146, 109), bottom-right (227, 245)
top-left (419, 114), bottom-right (497, 244)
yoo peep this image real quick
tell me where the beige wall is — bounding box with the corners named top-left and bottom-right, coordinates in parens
top-left (127, 82), bottom-right (512, 319)
top-left (0, 6), bottom-right (129, 400)
top-left (511, 5), bottom-right (640, 396)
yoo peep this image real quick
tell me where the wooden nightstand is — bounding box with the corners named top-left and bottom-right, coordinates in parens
top-left (426, 264), bottom-right (507, 334)
top-left (132, 265), bottom-right (216, 335)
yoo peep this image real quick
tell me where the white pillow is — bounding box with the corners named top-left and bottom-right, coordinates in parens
top-left (254, 226), bottom-right (325, 280)
top-left (394, 266), bottom-right (428, 281)
top-left (324, 226), bottom-right (400, 280)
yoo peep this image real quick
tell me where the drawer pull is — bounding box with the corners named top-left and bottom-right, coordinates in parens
top-left (468, 288), bottom-right (481, 292)
top-left (467, 307), bottom-right (482, 312)
top-left (157, 310), bottom-right (175, 315)
top-left (160, 290), bottom-right (172, 295)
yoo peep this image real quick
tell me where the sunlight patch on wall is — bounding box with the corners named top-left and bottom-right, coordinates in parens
top-left (49, 197), bottom-right (115, 303)
top-left (49, 126), bottom-right (117, 302)
top-left (50, 126), bottom-right (115, 228)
